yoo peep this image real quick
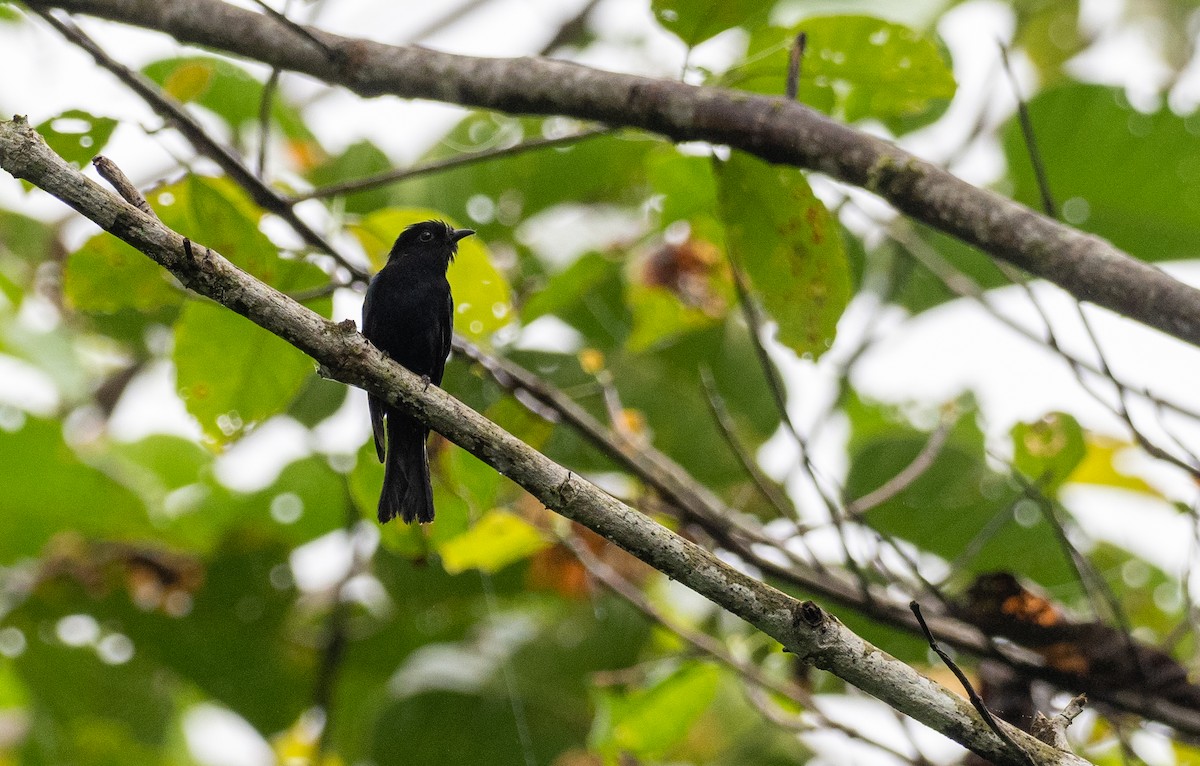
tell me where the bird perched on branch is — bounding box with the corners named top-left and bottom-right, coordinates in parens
top-left (362, 220), bottom-right (474, 523)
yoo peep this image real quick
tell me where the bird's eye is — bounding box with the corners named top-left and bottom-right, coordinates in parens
top-left (419, 230), bottom-right (434, 242)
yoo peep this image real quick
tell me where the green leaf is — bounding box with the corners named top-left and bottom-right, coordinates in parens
top-left (0, 209), bottom-right (56, 297)
top-left (381, 116), bottom-right (655, 239)
top-left (647, 150), bottom-right (722, 240)
top-left (521, 251), bottom-right (631, 351)
top-left (0, 312), bottom-right (90, 400)
top-left (0, 417), bottom-right (148, 563)
top-left (75, 534), bottom-right (312, 734)
top-left (593, 662), bottom-right (721, 759)
top-left (173, 294), bottom-right (316, 444)
top-left (1011, 413), bottom-right (1086, 493)
top-left (846, 394), bottom-right (1073, 587)
top-left (1013, 0), bottom-right (1084, 85)
top-left (306, 139), bottom-right (394, 215)
top-left (10, 615), bottom-right (175, 765)
top-left (65, 232), bottom-right (183, 314)
top-left (441, 448), bottom-right (503, 516)
top-left (151, 175), bottom-right (280, 281)
top-left (34, 109), bottom-right (117, 170)
top-left (438, 510), bottom-right (549, 575)
top-left (652, 0), bottom-right (770, 46)
top-left (350, 207), bottom-right (512, 339)
top-left (142, 56), bottom-right (317, 143)
top-left (287, 373), bottom-right (347, 428)
top-left (715, 151), bottom-right (850, 360)
top-left (1067, 436), bottom-right (1159, 496)
top-left (1004, 84), bottom-right (1200, 263)
top-left (728, 16), bottom-right (956, 131)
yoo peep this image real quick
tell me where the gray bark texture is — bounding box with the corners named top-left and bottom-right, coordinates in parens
top-left (23, 0), bottom-right (1200, 350)
top-left (0, 115), bottom-right (1092, 766)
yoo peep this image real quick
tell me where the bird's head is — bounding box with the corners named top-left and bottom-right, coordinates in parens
top-left (387, 219), bottom-right (475, 267)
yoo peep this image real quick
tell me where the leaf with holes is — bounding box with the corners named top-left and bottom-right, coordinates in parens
top-left (715, 151), bottom-right (850, 359)
top-left (1011, 413), bottom-right (1086, 493)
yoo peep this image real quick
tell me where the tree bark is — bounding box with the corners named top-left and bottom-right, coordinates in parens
top-left (0, 115), bottom-right (1091, 766)
top-left (24, 0), bottom-right (1200, 349)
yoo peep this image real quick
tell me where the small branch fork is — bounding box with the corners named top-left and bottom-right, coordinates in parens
top-left (0, 118), bottom-right (1089, 766)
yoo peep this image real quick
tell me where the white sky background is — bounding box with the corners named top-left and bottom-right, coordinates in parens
top-left (4, 0), bottom-right (1200, 763)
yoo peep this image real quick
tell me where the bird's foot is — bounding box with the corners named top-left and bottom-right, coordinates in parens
top-left (421, 374), bottom-right (432, 391)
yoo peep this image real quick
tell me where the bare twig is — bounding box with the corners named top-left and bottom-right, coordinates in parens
top-left (700, 366), bottom-right (796, 520)
top-left (35, 9), bottom-right (368, 282)
top-left (251, 0), bottom-right (338, 59)
top-left (845, 410), bottom-right (956, 518)
top-left (0, 119), bottom-right (1089, 765)
top-left (1031, 695), bottom-right (1086, 750)
top-left (290, 127), bottom-right (612, 201)
top-left (998, 41), bottom-right (1054, 219)
top-left (785, 32), bottom-right (806, 101)
top-left (911, 601), bottom-right (1035, 766)
top-left (256, 67), bottom-right (281, 178)
top-left (538, 0), bottom-right (603, 55)
top-left (92, 155), bottom-right (154, 216)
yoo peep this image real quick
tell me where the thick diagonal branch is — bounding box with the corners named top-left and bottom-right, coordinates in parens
top-left (25, 0), bottom-right (1200, 348)
top-left (0, 117), bottom-right (1088, 766)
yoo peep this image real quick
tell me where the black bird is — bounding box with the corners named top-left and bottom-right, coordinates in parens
top-left (362, 220), bottom-right (474, 523)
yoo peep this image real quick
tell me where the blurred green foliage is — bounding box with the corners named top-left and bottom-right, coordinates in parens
top-left (0, 1), bottom-right (1194, 764)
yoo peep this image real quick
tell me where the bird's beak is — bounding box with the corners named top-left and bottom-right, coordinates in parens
top-left (451, 228), bottom-right (475, 243)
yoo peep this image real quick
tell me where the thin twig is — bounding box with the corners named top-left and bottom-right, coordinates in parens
top-left (251, 0), bottom-right (338, 59)
top-left (722, 233), bottom-right (862, 586)
top-left (885, 219), bottom-right (1200, 425)
top-left (700, 366), bottom-right (796, 520)
top-left (998, 41), bottom-right (1054, 219)
top-left (845, 410), bottom-right (956, 518)
top-left (37, 10), bottom-right (368, 282)
top-left (785, 32), bottom-right (807, 101)
top-left (291, 127), bottom-right (613, 201)
top-left (256, 67), bottom-right (281, 178)
top-left (538, 0), bottom-right (603, 55)
top-left (910, 602), bottom-right (1035, 766)
top-left (996, 41), bottom-right (1200, 479)
top-left (403, 0), bottom-right (489, 43)
top-left (92, 155), bottom-right (155, 216)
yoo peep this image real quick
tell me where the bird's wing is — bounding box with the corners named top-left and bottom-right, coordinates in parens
top-left (369, 395), bottom-right (387, 463)
top-left (432, 290), bottom-right (453, 386)
top-left (363, 278), bottom-right (388, 462)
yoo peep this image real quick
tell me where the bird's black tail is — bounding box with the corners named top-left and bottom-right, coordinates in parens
top-left (378, 412), bottom-right (435, 524)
